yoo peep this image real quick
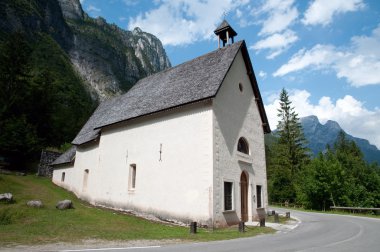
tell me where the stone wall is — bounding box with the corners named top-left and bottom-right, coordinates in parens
top-left (38, 150), bottom-right (62, 177)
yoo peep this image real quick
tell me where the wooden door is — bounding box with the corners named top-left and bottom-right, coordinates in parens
top-left (240, 172), bottom-right (248, 222)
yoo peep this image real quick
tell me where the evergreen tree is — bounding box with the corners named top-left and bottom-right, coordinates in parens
top-left (268, 88), bottom-right (310, 203)
top-left (298, 132), bottom-right (380, 209)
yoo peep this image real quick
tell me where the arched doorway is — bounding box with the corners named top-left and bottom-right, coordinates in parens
top-left (240, 172), bottom-right (248, 222)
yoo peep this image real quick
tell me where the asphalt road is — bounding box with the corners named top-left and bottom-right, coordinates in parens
top-left (62, 209), bottom-right (380, 252)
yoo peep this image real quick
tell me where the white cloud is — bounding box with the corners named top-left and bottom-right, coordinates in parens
top-left (128, 0), bottom-right (249, 46)
top-left (87, 5), bottom-right (101, 12)
top-left (265, 89), bottom-right (380, 149)
top-left (253, 0), bottom-right (298, 36)
top-left (251, 30), bottom-right (298, 59)
top-left (249, 0), bottom-right (298, 58)
top-left (302, 0), bottom-right (364, 26)
top-left (258, 70), bottom-right (267, 78)
top-left (236, 9), bottom-right (243, 18)
top-left (273, 44), bottom-right (336, 76)
top-left (273, 24), bottom-right (380, 87)
top-left (119, 16), bottom-right (127, 22)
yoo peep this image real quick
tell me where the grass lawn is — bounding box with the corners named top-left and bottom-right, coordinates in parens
top-left (0, 174), bottom-right (274, 246)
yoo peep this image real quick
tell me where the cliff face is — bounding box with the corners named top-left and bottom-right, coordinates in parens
top-left (57, 0), bottom-right (83, 20)
top-left (57, 0), bottom-right (171, 100)
top-left (1, 0), bottom-right (171, 101)
top-left (0, 0), bottom-right (73, 49)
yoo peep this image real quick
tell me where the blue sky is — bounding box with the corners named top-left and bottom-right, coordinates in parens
top-left (80, 0), bottom-right (380, 149)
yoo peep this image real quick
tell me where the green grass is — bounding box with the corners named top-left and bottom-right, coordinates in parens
top-left (0, 175), bottom-right (274, 246)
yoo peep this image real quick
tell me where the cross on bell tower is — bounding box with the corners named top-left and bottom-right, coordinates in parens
top-left (214, 19), bottom-right (237, 48)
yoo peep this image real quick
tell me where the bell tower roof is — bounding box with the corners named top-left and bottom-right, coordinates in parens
top-left (214, 20), bottom-right (237, 48)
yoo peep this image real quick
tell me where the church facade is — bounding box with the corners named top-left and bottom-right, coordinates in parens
top-left (52, 22), bottom-right (271, 227)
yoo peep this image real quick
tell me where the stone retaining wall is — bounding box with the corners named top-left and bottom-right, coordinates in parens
top-left (38, 150), bottom-right (62, 177)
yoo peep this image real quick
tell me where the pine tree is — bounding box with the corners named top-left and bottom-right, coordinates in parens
top-left (268, 88), bottom-right (310, 203)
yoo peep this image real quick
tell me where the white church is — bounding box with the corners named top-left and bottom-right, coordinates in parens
top-left (52, 21), bottom-right (271, 227)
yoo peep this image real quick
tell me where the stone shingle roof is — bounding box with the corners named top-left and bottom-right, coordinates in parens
top-left (214, 20), bottom-right (237, 37)
top-left (72, 40), bottom-right (270, 146)
top-left (51, 146), bottom-right (77, 166)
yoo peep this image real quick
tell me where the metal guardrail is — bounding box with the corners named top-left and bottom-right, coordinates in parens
top-left (330, 206), bottom-right (380, 214)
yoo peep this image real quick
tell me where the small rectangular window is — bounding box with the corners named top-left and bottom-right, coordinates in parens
top-left (256, 185), bottom-right (262, 208)
top-left (129, 164), bottom-right (136, 190)
top-left (61, 172), bottom-right (65, 182)
top-left (224, 181), bottom-right (233, 211)
top-left (83, 169), bottom-right (89, 192)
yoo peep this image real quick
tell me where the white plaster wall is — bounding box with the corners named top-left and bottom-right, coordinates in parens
top-left (87, 101), bottom-right (214, 224)
top-left (213, 50), bottom-right (268, 226)
top-left (52, 143), bottom-right (100, 202)
top-left (52, 164), bottom-right (76, 192)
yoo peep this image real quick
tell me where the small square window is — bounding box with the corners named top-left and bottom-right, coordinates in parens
top-left (224, 182), bottom-right (233, 211)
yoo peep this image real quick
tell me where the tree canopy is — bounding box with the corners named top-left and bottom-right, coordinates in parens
top-left (266, 89), bottom-right (380, 209)
top-left (0, 32), bottom-right (95, 169)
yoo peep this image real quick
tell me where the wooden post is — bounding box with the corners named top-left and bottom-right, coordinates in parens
top-left (259, 218), bottom-right (265, 227)
top-left (238, 221), bottom-right (245, 232)
top-left (274, 213), bottom-right (279, 223)
top-left (190, 222), bottom-right (197, 234)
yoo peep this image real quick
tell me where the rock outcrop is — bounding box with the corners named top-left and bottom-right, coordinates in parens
top-left (56, 199), bottom-right (73, 210)
top-left (0, 193), bottom-right (13, 202)
top-left (1, 0), bottom-right (171, 102)
top-left (57, 0), bottom-right (84, 20)
top-left (27, 200), bottom-right (43, 208)
top-left (57, 0), bottom-right (171, 101)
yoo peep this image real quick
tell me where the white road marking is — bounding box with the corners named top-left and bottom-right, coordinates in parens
top-left (60, 246), bottom-right (161, 251)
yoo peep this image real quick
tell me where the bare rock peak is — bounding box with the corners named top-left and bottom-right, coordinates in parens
top-left (57, 0), bottom-right (84, 20)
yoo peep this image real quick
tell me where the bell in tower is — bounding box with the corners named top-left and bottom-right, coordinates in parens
top-left (214, 20), bottom-right (237, 48)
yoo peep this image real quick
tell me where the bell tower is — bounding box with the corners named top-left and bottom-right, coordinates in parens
top-left (214, 20), bottom-right (237, 48)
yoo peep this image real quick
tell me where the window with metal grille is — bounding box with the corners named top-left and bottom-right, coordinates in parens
top-left (224, 181), bottom-right (233, 211)
top-left (237, 137), bottom-right (249, 154)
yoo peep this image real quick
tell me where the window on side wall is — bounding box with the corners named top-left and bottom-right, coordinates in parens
top-left (61, 172), bottom-right (65, 182)
top-left (82, 169), bottom-right (89, 192)
top-left (129, 164), bottom-right (136, 190)
top-left (224, 181), bottom-right (233, 211)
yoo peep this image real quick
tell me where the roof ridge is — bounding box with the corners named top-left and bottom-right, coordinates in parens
top-left (72, 41), bottom-right (244, 145)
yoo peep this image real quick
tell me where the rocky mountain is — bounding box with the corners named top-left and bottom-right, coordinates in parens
top-left (1, 0), bottom-right (171, 101)
top-left (300, 115), bottom-right (380, 164)
top-left (0, 0), bottom-right (171, 167)
top-left (58, 0), bottom-right (171, 100)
